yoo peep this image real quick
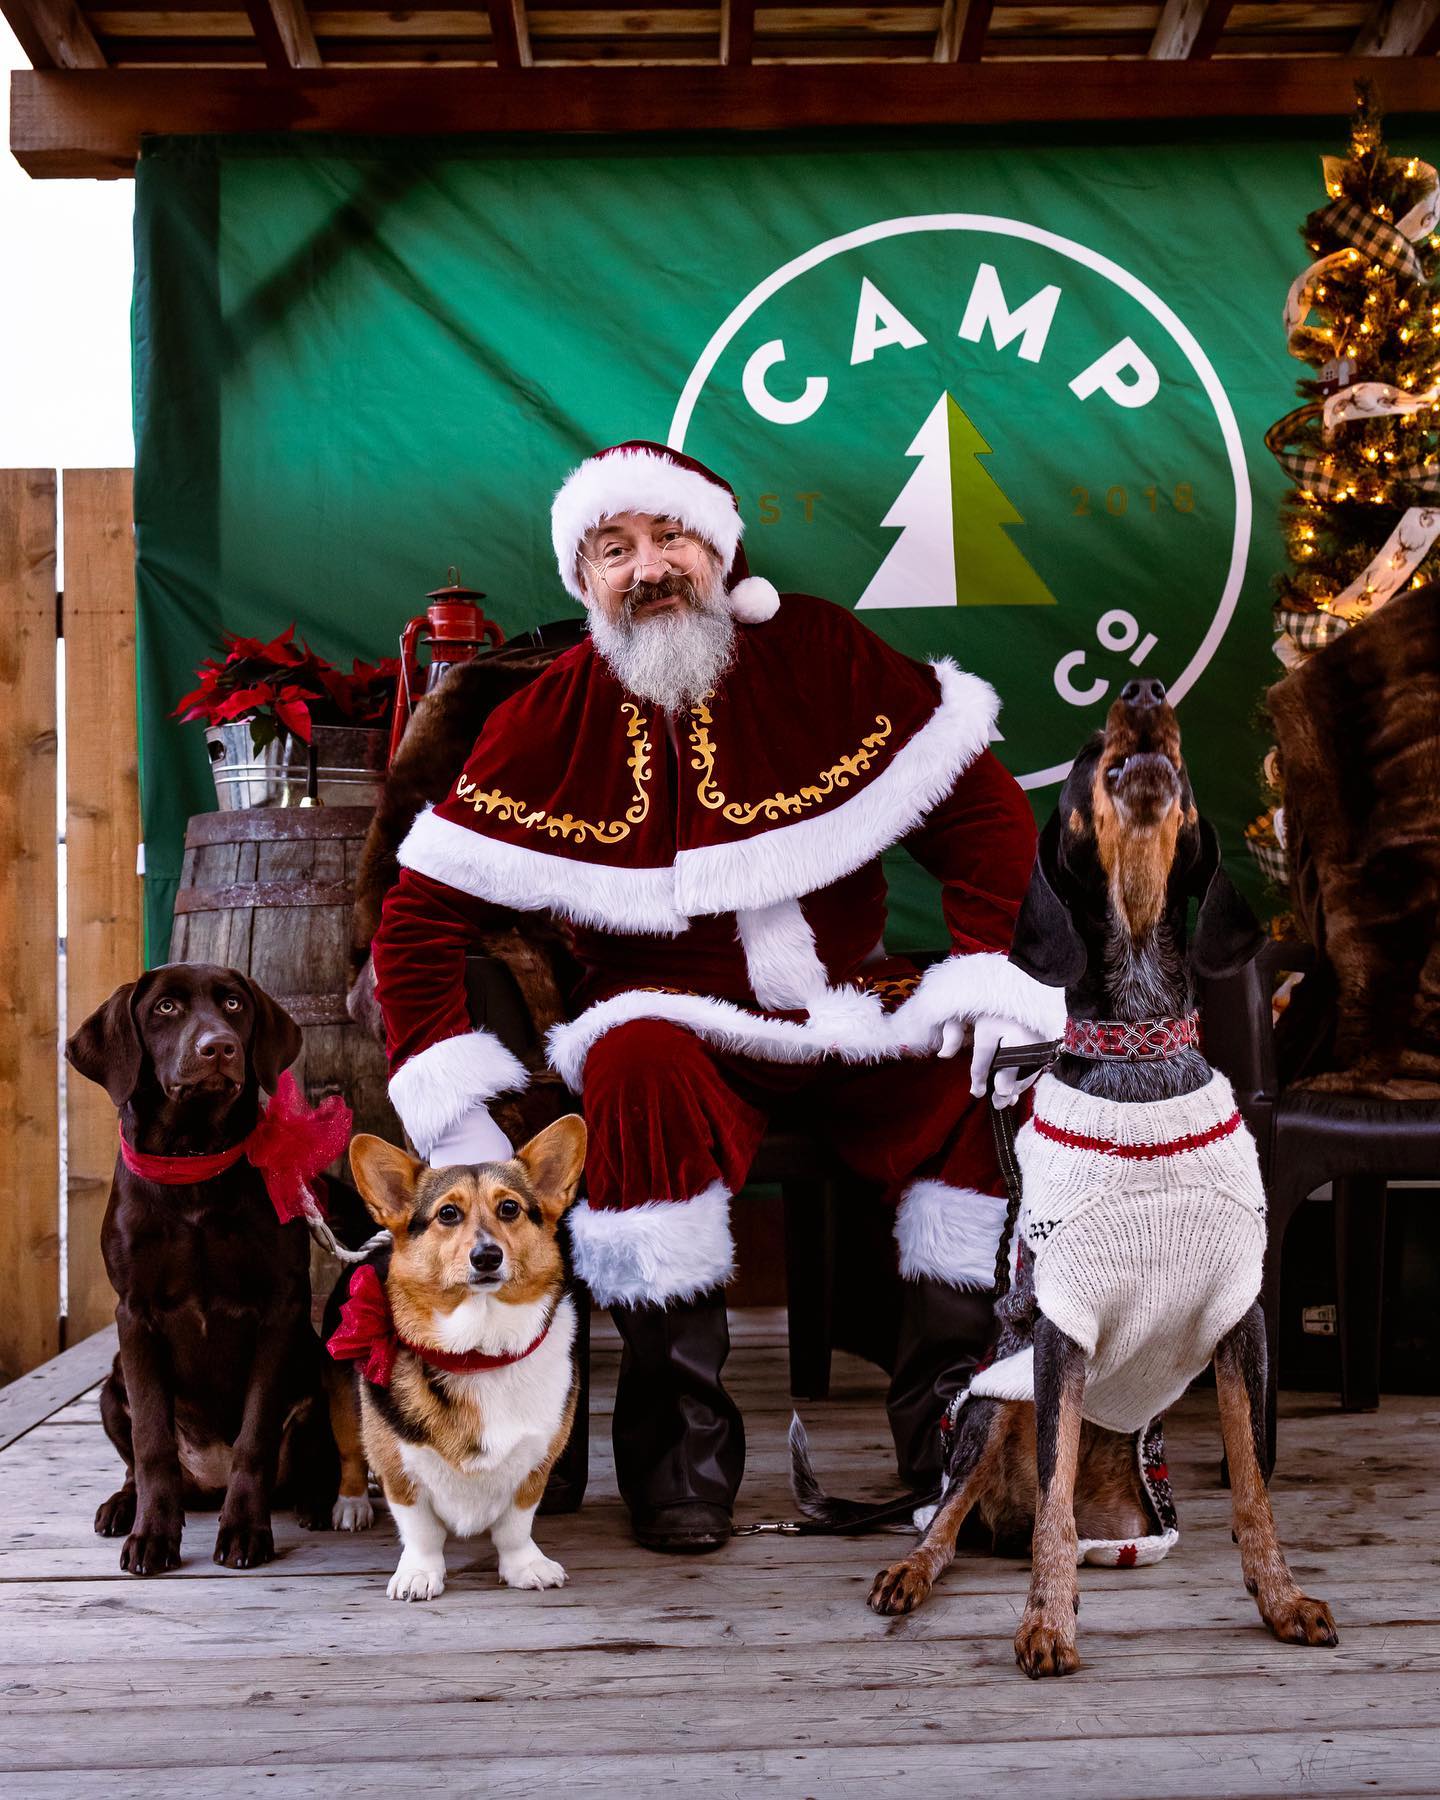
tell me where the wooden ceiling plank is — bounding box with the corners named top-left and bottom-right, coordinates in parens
top-left (720, 0), bottom-right (756, 63)
top-left (488, 0), bottom-right (532, 65)
top-left (18, 56), bottom-right (1440, 177)
top-left (1148, 0), bottom-right (1233, 58)
top-left (0, 0), bottom-right (106, 68)
top-left (1352, 0), bottom-right (1440, 54)
top-left (243, 0), bottom-right (321, 65)
top-left (934, 0), bottom-right (994, 59)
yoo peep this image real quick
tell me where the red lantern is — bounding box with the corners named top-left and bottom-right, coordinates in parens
top-left (387, 571), bottom-right (504, 765)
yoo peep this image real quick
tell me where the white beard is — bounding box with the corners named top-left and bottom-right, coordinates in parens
top-left (588, 583), bottom-right (737, 713)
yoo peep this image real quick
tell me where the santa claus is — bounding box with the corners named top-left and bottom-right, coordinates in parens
top-left (371, 441), bottom-right (1062, 1552)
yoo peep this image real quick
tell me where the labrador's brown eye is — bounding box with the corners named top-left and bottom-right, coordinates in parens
top-left (154, 998), bottom-right (178, 1016)
top-left (222, 996), bottom-right (243, 1012)
top-left (496, 1198), bottom-right (521, 1222)
top-left (436, 1204), bottom-right (463, 1226)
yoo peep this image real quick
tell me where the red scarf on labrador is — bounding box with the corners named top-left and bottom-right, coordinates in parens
top-left (117, 1071), bottom-right (352, 1226)
top-left (326, 1264), bottom-right (553, 1388)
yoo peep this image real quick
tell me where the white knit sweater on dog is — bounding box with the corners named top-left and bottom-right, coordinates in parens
top-left (1012, 1070), bottom-right (1266, 1435)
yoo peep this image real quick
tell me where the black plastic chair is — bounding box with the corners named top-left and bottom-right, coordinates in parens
top-left (1201, 940), bottom-right (1440, 1467)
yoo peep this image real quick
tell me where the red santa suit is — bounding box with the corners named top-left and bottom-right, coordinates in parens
top-left (372, 586), bottom-right (1061, 1308)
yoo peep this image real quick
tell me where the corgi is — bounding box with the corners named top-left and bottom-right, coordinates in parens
top-left (336, 1116), bottom-right (586, 1602)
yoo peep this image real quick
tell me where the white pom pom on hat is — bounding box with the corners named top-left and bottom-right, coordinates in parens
top-left (551, 439), bottom-right (780, 623)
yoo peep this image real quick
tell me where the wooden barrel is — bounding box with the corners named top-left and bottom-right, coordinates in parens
top-left (168, 806), bottom-right (400, 1141)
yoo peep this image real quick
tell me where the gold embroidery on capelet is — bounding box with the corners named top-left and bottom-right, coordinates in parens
top-left (453, 702), bottom-right (653, 847)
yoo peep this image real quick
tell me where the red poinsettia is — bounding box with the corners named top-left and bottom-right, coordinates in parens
top-left (175, 626), bottom-right (399, 752)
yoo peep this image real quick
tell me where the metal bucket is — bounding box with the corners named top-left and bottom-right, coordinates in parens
top-left (205, 721), bottom-right (387, 810)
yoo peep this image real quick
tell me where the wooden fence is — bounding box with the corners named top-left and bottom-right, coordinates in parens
top-left (0, 469), bottom-right (140, 1383)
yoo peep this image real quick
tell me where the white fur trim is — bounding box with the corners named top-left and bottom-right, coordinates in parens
top-left (547, 987), bottom-right (900, 1092)
top-left (672, 659), bottom-right (999, 916)
top-left (735, 900), bottom-right (828, 1010)
top-left (728, 576), bottom-right (780, 623)
top-left (969, 1345), bottom-right (1036, 1404)
top-left (892, 950), bottom-right (1066, 1054)
top-left (566, 1182), bottom-right (734, 1306)
top-left (399, 807), bottom-right (689, 937)
top-left (895, 1180), bottom-right (1010, 1289)
top-left (552, 448), bottom-right (744, 603)
top-left (400, 658), bottom-right (998, 938)
top-left (389, 1030), bottom-right (529, 1159)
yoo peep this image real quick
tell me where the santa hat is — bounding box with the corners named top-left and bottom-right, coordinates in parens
top-left (551, 440), bottom-right (781, 624)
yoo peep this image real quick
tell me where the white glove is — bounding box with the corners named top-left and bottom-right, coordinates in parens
top-left (938, 1013), bottom-right (1042, 1110)
top-left (425, 1101), bottom-right (513, 1168)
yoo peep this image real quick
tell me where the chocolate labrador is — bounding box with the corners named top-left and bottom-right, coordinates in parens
top-left (67, 963), bottom-right (355, 1575)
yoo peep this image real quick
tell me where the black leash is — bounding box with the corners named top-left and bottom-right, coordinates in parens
top-left (986, 1039), bottom-right (1061, 1297)
top-left (734, 1036), bottom-right (1060, 1539)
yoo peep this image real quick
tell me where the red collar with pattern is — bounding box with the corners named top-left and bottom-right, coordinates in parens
top-left (326, 1263), bottom-right (553, 1388)
top-left (1062, 1013), bottom-right (1201, 1062)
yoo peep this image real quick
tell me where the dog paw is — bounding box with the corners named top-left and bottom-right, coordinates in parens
top-left (1014, 1611), bottom-right (1080, 1679)
top-left (499, 1551), bottom-right (567, 1591)
top-left (1264, 1592), bottom-right (1338, 1647)
top-left (388, 1561), bottom-right (446, 1602)
top-left (95, 1488), bottom-right (137, 1538)
top-left (331, 1494), bottom-right (375, 1532)
top-left (868, 1559), bottom-right (933, 1617)
top-left (120, 1528), bottom-right (182, 1577)
top-left (214, 1523), bottom-right (275, 1570)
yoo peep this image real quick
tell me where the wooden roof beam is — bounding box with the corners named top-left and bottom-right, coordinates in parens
top-left (18, 60), bottom-right (1440, 181)
top-left (0, 0), bottom-right (105, 70)
top-left (488, 0), bottom-right (531, 69)
top-left (243, 0), bottom-right (321, 69)
top-left (1147, 0), bottom-right (1234, 60)
top-left (934, 0), bottom-right (994, 62)
top-left (1352, 0), bottom-right (1440, 55)
top-left (720, 0), bottom-right (755, 66)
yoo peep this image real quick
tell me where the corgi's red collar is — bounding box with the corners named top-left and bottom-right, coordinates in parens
top-left (326, 1263), bottom-right (553, 1388)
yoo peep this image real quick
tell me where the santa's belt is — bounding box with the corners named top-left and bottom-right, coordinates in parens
top-left (1062, 1013), bottom-right (1200, 1061)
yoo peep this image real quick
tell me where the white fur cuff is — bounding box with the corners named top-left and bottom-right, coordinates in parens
top-left (895, 1181), bottom-right (1010, 1289)
top-left (389, 1030), bottom-right (529, 1160)
top-left (566, 1183), bottom-right (735, 1307)
top-left (892, 951), bottom-right (1065, 1054)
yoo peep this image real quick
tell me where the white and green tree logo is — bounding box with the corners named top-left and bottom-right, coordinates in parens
top-left (857, 392), bottom-right (1056, 612)
top-left (671, 215), bottom-right (1249, 798)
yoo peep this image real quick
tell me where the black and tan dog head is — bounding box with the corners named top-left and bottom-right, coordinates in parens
top-left (1011, 679), bottom-right (1263, 998)
top-left (66, 964), bottom-right (302, 1113)
top-left (349, 1117), bottom-right (587, 1323)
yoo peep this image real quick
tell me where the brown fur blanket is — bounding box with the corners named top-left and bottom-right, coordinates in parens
top-left (1270, 584), bottom-right (1440, 1097)
top-left (348, 624), bottom-right (585, 1143)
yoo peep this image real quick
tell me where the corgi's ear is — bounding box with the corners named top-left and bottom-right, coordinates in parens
top-left (348, 1134), bottom-right (425, 1234)
top-left (513, 1115), bottom-right (587, 1225)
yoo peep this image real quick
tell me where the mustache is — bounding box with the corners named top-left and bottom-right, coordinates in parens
top-left (623, 573), bottom-right (699, 618)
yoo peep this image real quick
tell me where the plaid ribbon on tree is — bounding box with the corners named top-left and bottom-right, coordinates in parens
top-left (1315, 194), bottom-right (1425, 281)
top-left (1267, 404), bottom-right (1440, 502)
top-left (1273, 605), bottom-right (1352, 653)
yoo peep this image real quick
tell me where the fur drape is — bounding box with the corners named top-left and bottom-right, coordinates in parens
top-left (348, 627), bottom-right (585, 1143)
top-left (1270, 585), bottom-right (1440, 1096)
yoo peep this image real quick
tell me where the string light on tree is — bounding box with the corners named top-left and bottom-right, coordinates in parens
top-left (1252, 84), bottom-right (1440, 894)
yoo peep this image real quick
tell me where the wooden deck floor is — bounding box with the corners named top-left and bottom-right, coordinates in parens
top-left (1, 1311), bottom-right (1438, 1798)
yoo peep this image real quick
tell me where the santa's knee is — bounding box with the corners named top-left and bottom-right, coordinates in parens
top-left (583, 1018), bottom-right (717, 1108)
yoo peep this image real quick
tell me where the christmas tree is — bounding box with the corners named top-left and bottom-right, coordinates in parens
top-left (1249, 86), bottom-right (1440, 888)
top-left (856, 392), bottom-right (1055, 611)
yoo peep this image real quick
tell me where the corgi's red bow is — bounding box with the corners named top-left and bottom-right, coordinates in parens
top-left (326, 1264), bottom-right (552, 1388)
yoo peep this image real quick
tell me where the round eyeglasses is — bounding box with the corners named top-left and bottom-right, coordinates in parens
top-left (579, 533), bottom-right (702, 596)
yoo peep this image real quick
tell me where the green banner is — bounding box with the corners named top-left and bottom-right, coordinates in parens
top-left (133, 124), bottom-right (1440, 959)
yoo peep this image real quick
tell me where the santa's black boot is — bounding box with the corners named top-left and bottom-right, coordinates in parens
top-left (610, 1286), bottom-right (745, 1553)
top-left (886, 1278), bottom-right (999, 1492)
